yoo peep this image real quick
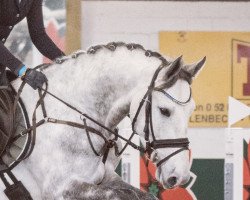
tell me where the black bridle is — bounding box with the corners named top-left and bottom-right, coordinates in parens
top-left (127, 63), bottom-right (190, 167)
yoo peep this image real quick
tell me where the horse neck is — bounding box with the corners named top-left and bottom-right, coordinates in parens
top-left (42, 51), bottom-right (163, 126)
top-left (9, 50), bottom-right (165, 187)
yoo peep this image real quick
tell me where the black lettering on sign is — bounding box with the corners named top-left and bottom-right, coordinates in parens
top-left (195, 104), bottom-right (204, 111)
top-left (214, 104), bottom-right (224, 112)
top-left (190, 114), bottom-right (228, 123)
top-left (206, 104), bottom-right (212, 111)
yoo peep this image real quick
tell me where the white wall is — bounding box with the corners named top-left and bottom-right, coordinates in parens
top-left (81, 1), bottom-right (250, 160)
top-left (81, 1), bottom-right (250, 50)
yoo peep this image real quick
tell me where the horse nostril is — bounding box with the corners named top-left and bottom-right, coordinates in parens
top-left (167, 176), bottom-right (177, 187)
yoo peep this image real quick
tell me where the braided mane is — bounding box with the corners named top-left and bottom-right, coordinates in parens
top-left (40, 42), bottom-right (192, 87)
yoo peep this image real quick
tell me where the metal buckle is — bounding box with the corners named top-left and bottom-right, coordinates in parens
top-left (47, 118), bottom-right (57, 123)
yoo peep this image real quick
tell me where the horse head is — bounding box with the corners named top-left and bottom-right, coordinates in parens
top-left (129, 56), bottom-right (206, 189)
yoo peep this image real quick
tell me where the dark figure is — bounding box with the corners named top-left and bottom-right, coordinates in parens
top-left (0, 0), bottom-right (64, 156)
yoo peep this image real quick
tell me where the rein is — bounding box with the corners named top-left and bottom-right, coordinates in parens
top-left (8, 60), bottom-right (190, 168)
top-left (9, 80), bottom-right (145, 166)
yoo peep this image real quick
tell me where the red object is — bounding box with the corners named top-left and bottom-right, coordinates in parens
top-left (44, 20), bottom-right (65, 63)
top-left (237, 44), bottom-right (250, 96)
top-left (140, 156), bottom-right (194, 200)
top-left (243, 140), bottom-right (250, 200)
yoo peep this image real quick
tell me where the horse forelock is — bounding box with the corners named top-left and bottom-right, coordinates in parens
top-left (156, 66), bottom-right (193, 91)
top-left (166, 69), bottom-right (192, 88)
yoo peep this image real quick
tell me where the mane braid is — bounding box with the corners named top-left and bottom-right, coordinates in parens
top-left (85, 42), bottom-right (192, 88)
top-left (86, 42), bottom-right (170, 66)
top-left (39, 42), bottom-right (172, 78)
top-left (38, 42), bottom-right (171, 71)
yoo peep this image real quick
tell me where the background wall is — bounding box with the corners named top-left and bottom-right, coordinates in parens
top-left (81, 1), bottom-right (250, 199)
top-left (81, 1), bottom-right (250, 49)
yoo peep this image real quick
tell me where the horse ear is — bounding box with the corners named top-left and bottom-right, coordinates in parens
top-left (165, 56), bottom-right (183, 80)
top-left (183, 56), bottom-right (206, 78)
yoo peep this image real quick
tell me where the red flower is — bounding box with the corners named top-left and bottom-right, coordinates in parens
top-left (160, 188), bottom-right (193, 200)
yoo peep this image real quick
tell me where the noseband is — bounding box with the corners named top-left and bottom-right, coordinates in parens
top-left (131, 64), bottom-right (190, 167)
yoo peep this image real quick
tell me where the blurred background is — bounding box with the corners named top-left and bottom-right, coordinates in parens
top-left (6, 0), bottom-right (250, 200)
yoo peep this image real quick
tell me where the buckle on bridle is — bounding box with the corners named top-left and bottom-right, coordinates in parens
top-left (47, 118), bottom-right (57, 123)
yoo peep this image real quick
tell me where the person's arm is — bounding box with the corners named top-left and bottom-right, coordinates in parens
top-left (0, 42), bottom-right (46, 89)
top-left (27, 0), bottom-right (65, 60)
top-left (0, 41), bottom-right (25, 76)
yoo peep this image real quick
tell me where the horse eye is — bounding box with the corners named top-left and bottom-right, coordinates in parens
top-left (159, 107), bottom-right (171, 117)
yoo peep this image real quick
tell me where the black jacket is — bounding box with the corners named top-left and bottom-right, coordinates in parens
top-left (0, 0), bottom-right (65, 78)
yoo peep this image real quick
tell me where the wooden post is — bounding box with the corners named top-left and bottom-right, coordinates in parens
top-left (66, 0), bottom-right (81, 55)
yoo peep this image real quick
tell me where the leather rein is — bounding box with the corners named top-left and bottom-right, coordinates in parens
top-left (8, 62), bottom-right (190, 169)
